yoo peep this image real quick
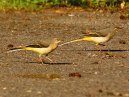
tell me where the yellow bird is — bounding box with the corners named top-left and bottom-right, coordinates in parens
top-left (121, 1), bottom-right (125, 9)
top-left (59, 32), bottom-right (115, 47)
top-left (7, 38), bottom-right (60, 64)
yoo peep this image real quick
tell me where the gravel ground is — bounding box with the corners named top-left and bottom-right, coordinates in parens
top-left (0, 8), bottom-right (129, 97)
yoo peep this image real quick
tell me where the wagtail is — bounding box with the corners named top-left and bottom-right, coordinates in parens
top-left (7, 38), bottom-right (60, 64)
top-left (121, 1), bottom-right (125, 9)
top-left (59, 32), bottom-right (115, 46)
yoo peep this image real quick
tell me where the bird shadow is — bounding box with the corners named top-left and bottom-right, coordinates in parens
top-left (61, 49), bottom-right (129, 52)
top-left (84, 49), bottom-right (129, 52)
top-left (25, 61), bottom-right (73, 65)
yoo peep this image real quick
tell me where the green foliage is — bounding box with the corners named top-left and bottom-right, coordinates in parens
top-left (67, 0), bottom-right (88, 7)
top-left (92, 0), bottom-right (99, 7)
top-left (0, 0), bottom-right (128, 10)
top-left (0, 0), bottom-right (38, 10)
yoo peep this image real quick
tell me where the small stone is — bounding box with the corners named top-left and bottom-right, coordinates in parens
top-left (94, 72), bottom-right (98, 75)
top-left (120, 15), bottom-right (126, 20)
top-left (7, 44), bottom-right (14, 48)
top-left (3, 87), bottom-right (7, 90)
top-left (69, 72), bottom-right (82, 78)
top-left (92, 61), bottom-right (99, 64)
top-left (124, 93), bottom-right (129, 97)
top-left (37, 91), bottom-right (42, 94)
top-left (26, 90), bottom-right (32, 93)
top-left (98, 89), bottom-right (103, 93)
top-left (119, 40), bottom-right (126, 44)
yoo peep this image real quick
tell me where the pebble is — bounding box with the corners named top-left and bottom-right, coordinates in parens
top-left (26, 89), bottom-right (32, 93)
top-left (37, 91), bottom-right (42, 94)
top-left (3, 87), bottom-right (7, 90)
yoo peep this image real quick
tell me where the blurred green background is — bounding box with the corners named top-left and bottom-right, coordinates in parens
top-left (0, 0), bottom-right (128, 10)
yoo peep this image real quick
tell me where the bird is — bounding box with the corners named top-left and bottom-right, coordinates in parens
top-left (59, 32), bottom-right (115, 47)
top-left (120, 1), bottom-right (125, 9)
top-left (7, 38), bottom-right (61, 64)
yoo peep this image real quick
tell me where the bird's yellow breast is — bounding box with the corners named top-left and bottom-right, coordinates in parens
top-left (82, 37), bottom-right (94, 42)
top-left (23, 47), bottom-right (52, 55)
top-left (23, 47), bottom-right (41, 53)
top-left (23, 47), bottom-right (34, 51)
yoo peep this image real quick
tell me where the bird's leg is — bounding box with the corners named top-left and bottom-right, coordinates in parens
top-left (40, 55), bottom-right (53, 64)
top-left (96, 43), bottom-right (105, 51)
top-left (95, 43), bottom-right (102, 56)
top-left (39, 54), bottom-right (44, 64)
top-left (95, 43), bottom-right (101, 51)
top-left (45, 56), bottom-right (53, 63)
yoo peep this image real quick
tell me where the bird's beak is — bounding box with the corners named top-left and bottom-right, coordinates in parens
top-left (57, 40), bottom-right (61, 43)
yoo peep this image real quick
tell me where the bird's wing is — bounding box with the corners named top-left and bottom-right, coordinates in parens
top-left (86, 34), bottom-right (100, 37)
top-left (84, 32), bottom-right (109, 37)
top-left (6, 47), bottom-right (23, 53)
top-left (25, 43), bottom-right (49, 48)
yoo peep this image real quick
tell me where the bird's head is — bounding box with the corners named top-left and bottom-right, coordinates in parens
top-left (53, 38), bottom-right (61, 44)
top-left (49, 38), bottom-right (61, 49)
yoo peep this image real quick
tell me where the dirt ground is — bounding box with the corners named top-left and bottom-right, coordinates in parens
top-left (0, 8), bottom-right (129, 97)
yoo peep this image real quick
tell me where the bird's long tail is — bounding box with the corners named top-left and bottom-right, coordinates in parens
top-left (6, 47), bottom-right (24, 53)
top-left (59, 39), bottom-right (83, 47)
